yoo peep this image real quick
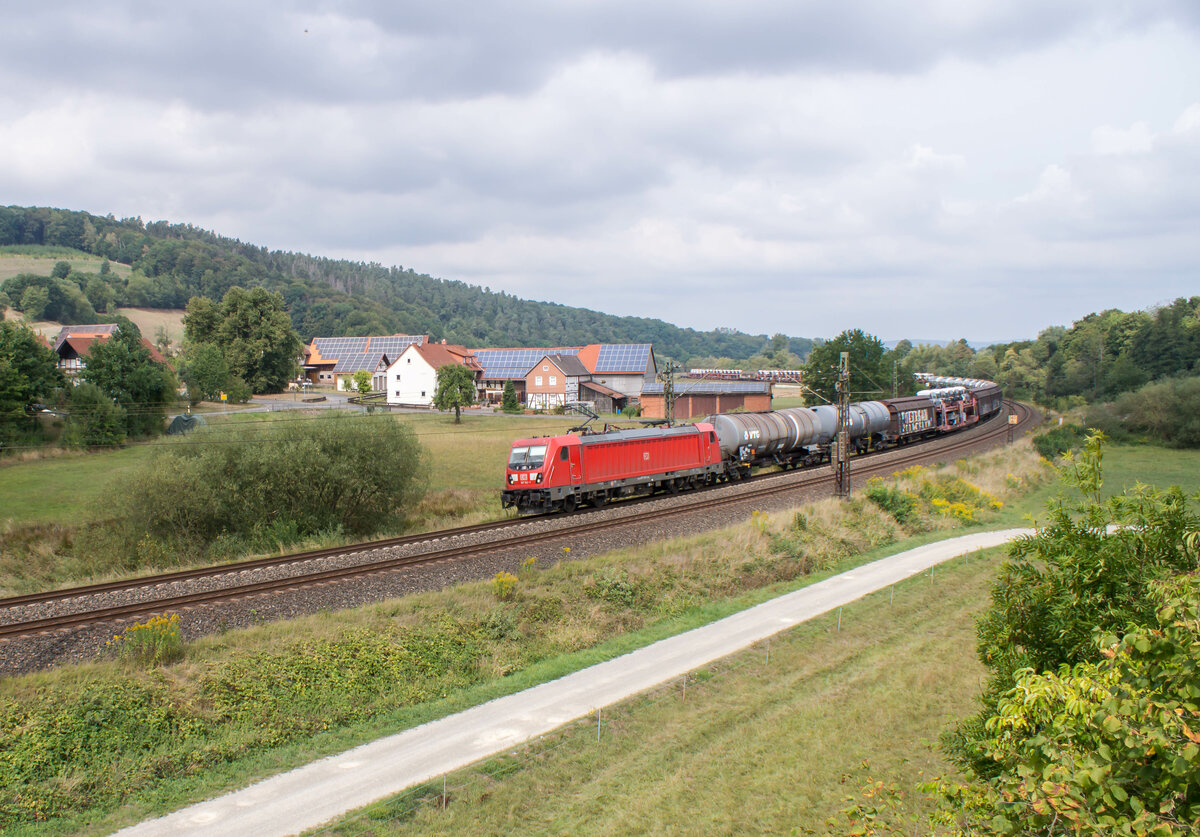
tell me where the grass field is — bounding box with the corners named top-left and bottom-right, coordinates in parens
top-left (0, 410), bottom-right (582, 593)
top-left (331, 550), bottom-right (997, 836)
top-left (0, 445), bottom-right (1036, 835)
top-left (0, 411), bottom-right (577, 527)
top-left (994, 439), bottom-right (1200, 527)
top-left (0, 247), bottom-right (132, 282)
top-left (114, 307), bottom-right (186, 346)
top-left (1, 432), bottom-right (1192, 834)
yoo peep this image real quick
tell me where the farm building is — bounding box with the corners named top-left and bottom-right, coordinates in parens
top-left (473, 343), bottom-right (655, 409)
top-left (640, 380), bottom-right (772, 420)
top-left (302, 335), bottom-right (428, 390)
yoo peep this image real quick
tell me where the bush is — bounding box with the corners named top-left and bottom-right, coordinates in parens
top-left (1031, 421), bottom-right (1087, 460)
top-left (105, 413), bottom-right (426, 564)
top-left (1090, 375), bottom-right (1200, 448)
top-left (492, 571), bottom-right (517, 601)
top-left (586, 568), bottom-right (643, 609)
top-left (946, 432), bottom-right (1200, 777)
top-left (621, 404), bottom-right (642, 418)
top-left (64, 382), bottom-right (127, 447)
top-left (223, 374), bottom-right (252, 404)
top-left (863, 479), bottom-right (918, 525)
top-left (501, 381), bottom-right (521, 413)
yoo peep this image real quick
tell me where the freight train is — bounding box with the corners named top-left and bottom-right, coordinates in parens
top-left (501, 375), bottom-right (1003, 515)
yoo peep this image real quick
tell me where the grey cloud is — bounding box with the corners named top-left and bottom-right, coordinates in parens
top-left (4, 1), bottom-right (1197, 110)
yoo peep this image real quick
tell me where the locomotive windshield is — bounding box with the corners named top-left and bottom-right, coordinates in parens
top-left (508, 444), bottom-right (548, 470)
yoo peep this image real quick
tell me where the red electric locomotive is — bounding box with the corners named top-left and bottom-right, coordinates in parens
top-left (501, 423), bottom-right (725, 515)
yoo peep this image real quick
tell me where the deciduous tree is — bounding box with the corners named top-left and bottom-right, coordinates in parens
top-left (802, 329), bottom-right (888, 403)
top-left (433, 362), bottom-right (476, 423)
top-left (0, 320), bottom-right (64, 442)
top-left (81, 319), bottom-right (176, 438)
top-left (181, 342), bottom-right (228, 403)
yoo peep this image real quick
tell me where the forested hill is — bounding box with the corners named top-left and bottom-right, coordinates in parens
top-left (0, 205), bottom-right (808, 361)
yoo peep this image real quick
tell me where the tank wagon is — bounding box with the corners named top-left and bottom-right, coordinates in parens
top-left (706, 401), bottom-right (891, 472)
top-left (502, 374), bottom-right (1005, 515)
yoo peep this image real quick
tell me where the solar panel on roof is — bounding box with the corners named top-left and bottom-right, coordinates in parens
top-left (595, 344), bottom-right (650, 373)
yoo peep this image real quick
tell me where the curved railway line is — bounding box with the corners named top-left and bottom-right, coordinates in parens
top-left (0, 400), bottom-right (1037, 669)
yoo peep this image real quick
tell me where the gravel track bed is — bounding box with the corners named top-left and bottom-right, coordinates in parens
top-left (0, 412), bottom-right (1027, 677)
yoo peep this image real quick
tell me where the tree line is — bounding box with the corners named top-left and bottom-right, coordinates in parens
top-left (0, 205), bottom-right (791, 362)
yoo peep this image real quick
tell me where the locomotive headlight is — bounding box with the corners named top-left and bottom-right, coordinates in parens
top-left (535, 473), bottom-right (543, 483)
top-left (509, 474), bottom-right (516, 484)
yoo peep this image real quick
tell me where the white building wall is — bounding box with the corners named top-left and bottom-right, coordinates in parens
top-left (589, 372), bottom-right (648, 400)
top-left (386, 348), bottom-right (439, 406)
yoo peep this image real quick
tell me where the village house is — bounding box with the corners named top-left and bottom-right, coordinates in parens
top-left (52, 324), bottom-right (171, 380)
top-left (385, 341), bottom-right (483, 407)
top-left (302, 335), bottom-right (427, 390)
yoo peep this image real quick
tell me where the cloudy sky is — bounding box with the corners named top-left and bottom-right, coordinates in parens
top-left (3, 2), bottom-right (1198, 342)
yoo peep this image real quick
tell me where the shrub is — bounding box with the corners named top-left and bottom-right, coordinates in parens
top-left (1032, 421), bottom-right (1087, 460)
top-left (520, 595), bottom-right (564, 624)
top-left (63, 382), bottom-right (127, 448)
top-left (946, 432), bottom-right (1200, 777)
top-left (863, 479), bottom-right (919, 525)
top-left (501, 381), bottom-right (521, 413)
top-left (104, 413), bottom-right (425, 565)
top-left (1089, 375), bottom-right (1200, 448)
top-left (223, 374), bottom-right (252, 404)
top-left (587, 568), bottom-right (641, 608)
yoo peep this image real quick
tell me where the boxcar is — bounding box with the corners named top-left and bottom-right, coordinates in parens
top-left (882, 396), bottom-right (938, 443)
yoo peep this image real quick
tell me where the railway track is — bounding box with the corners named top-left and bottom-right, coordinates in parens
top-left (0, 400), bottom-right (1037, 647)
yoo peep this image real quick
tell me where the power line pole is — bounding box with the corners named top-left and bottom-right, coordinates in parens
top-left (834, 351), bottom-right (851, 499)
top-left (660, 360), bottom-right (678, 425)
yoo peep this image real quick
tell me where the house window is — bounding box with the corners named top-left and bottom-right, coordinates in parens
top-left (535, 376), bottom-right (543, 386)
top-left (421, 390), bottom-right (426, 397)
top-left (407, 358), bottom-right (412, 364)
top-left (395, 391), bottom-right (401, 397)
top-left (542, 365), bottom-right (549, 372)
top-left (549, 376), bottom-right (557, 386)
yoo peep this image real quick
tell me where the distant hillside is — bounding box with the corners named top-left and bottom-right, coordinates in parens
top-left (0, 206), bottom-right (811, 362)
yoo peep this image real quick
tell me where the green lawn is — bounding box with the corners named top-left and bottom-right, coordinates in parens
top-left (330, 548), bottom-right (998, 836)
top-left (994, 440), bottom-right (1200, 527)
top-left (0, 447), bottom-right (151, 524)
top-left (0, 411), bottom-right (579, 526)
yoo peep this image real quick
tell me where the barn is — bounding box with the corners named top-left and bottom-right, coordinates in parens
top-left (639, 380), bottom-right (772, 420)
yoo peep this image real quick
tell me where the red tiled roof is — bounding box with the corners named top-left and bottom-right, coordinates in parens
top-left (57, 334), bottom-right (171, 368)
top-left (575, 344), bottom-right (601, 373)
top-left (415, 343), bottom-right (483, 372)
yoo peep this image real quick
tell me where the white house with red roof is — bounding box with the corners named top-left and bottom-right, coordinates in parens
top-left (385, 341), bottom-right (483, 407)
